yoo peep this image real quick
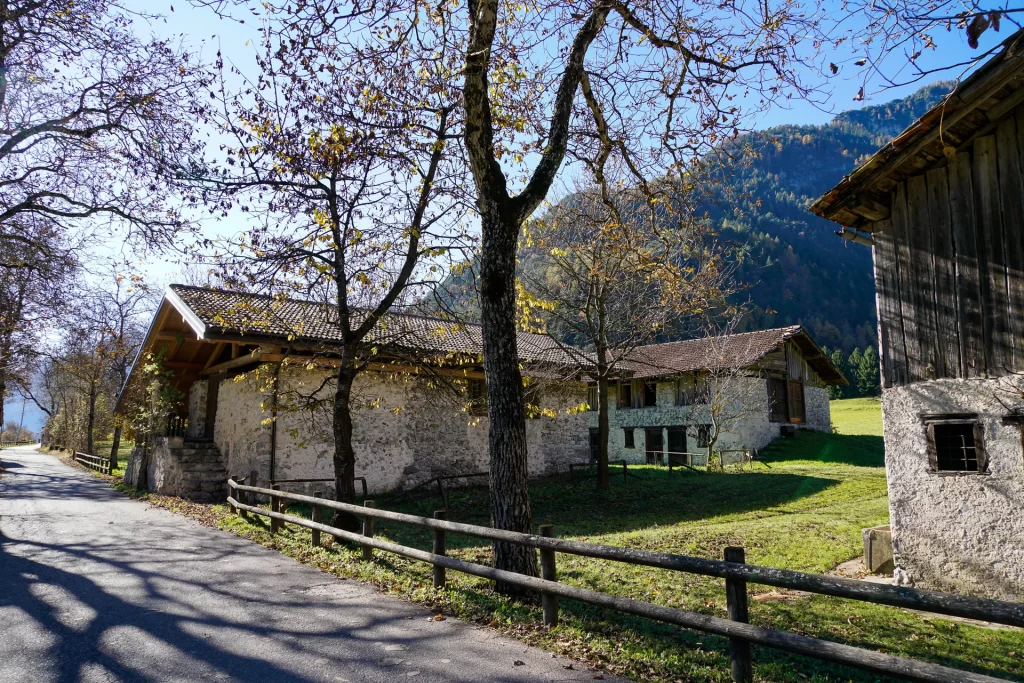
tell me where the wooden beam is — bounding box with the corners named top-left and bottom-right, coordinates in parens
top-left (201, 351), bottom-right (271, 376)
top-left (847, 195), bottom-right (890, 222)
top-left (202, 342), bottom-right (226, 372)
top-left (163, 361), bottom-right (205, 370)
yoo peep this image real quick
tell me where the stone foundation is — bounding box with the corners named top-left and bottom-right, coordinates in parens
top-left (123, 437), bottom-right (228, 503)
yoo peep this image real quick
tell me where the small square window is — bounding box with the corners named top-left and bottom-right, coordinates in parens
top-left (623, 428), bottom-right (635, 449)
top-left (696, 424), bottom-right (712, 448)
top-left (926, 418), bottom-right (987, 473)
top-left (644, 382), bottom-right (657, 407)
top-left (467, 378), bottom-right (487, 416)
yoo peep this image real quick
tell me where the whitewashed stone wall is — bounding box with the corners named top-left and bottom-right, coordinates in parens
top-left (882, 379), bottom-right (1024, 600)
top-left (590, 376), bottom-right (831, 464)
top-left (187, 380), bottom-right (208, 438)
top-left (213, 368), bottom-right (589, 495)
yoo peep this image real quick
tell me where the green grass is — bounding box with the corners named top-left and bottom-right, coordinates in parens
top-left (214, 398), bottom-right (1022, 682)
top-left (91, 440), bottom-right (131, 478)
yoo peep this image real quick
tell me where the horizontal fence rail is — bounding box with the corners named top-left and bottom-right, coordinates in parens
top-left (227, 480), bottom-right (1021, 683)
top-left (0, 440), bottom-right (35, 448)
top-left (74, 452), bottom-right (112, 475)
top-left (269, 476), bottom-right (368, 498)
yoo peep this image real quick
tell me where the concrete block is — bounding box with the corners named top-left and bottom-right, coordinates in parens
top-left (862, 525), bottom-right (894, 574)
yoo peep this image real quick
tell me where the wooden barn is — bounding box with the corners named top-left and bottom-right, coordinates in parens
top-left (811, 32), bottom-right (1024, 599)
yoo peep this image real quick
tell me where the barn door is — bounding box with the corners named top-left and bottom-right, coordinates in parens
top-left (645, 427), bottom-right (664, 464)
top-left (667, 427), bottom-right (687, 466)
top-left (787, 381), bottom-right (805, 423)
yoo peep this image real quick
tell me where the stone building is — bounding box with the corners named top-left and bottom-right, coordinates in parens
top-left (811, 34), bottom-right (1024, 599)
top-left (116, 285), bottom-right (842, 501)
top-left (585, 327), bottom-right (841, 465)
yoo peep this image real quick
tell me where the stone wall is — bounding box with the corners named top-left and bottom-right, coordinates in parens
top-left (213, 368), bottom-right (590, 496)
top-left (123, 436), bottom-right (228, 502)
top-left (187, 380), bottom-right (208, 438)
top-left (882, 378), bottom-right (1024, 600)
top-left (588, 376), bottom-right (830, 464)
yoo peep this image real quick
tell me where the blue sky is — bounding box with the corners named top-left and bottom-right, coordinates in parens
top-left (7, 2), bottom-right (1006, 434)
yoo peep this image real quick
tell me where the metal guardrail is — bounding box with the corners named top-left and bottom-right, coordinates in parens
top-left (74, 451), bottom-right (112, 475)
top-left (226, 479), bottom-right (1020, 683)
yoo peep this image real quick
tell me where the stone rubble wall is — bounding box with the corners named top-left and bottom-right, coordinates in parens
top-left (590, 376), bottom-right (831, 464)
top-left (881, 379), bottom-right (1024, 600)
top-left (123, 436), bottom-right (228, 503)
top-left (213, 367), bottom-right (590, 497)
top-left (187, 380), bottom-right (208, 438)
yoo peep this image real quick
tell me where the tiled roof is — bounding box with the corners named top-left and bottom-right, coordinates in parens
top-left (166, 285), bottom-right (846, 384)
top-left (168, 284), bottom-right (574, 366)
top-left (619, 326), bottom-right (847, 385)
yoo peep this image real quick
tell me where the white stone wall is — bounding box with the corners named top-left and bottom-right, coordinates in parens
top-left (881, 379), bottom-right (1024, 600)
top-left (588, 376), bottom-right (830, 464)
top-left (213, 367), bottom-right (589, 495)
top-left (805, 385), bottom-right (831, 432)
top-left (187, 380), bottom-right (208, 438)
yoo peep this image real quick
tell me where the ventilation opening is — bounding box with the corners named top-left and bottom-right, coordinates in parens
top-left (933, 423), bottom-right (980, 472)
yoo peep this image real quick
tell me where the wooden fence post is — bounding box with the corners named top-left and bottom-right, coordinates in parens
top-left (724, 546), bottom-right (752, 683)
top-left (270, 484), bottom-right (281, 535)
top-left (229, 477), bottom-right (238, 514)
top-left (238, 477), bottom-right (248, 521)
top-left (362, 500), bottom-right (376, 560)
top-left (433, 510), bottom-right (447, 589)
top-left (539, 524), bottom-right (558, 627)
top-left (622, 461), bottom-right (628, 482)
top-left (311, 491), bottom-right (323, 547)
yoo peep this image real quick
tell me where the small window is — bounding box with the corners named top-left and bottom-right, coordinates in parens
top-left (623, 428), bottom-right (635, 449)
top-left (696, 424), bottom-right (712, 448)
top-left (467, 378), bottom-right (487, 416)
top-left (694, 374), bottom-right (711, 404)
top-left (675, 377), bottom-right (691, 406)
top-left (618, 382), bottom-right (632, 409)
top-left (586, 385), bottom-right (598, 411)
top-left (928, 421), bottom-right (987, 473)
top-left (644, 381), bottom-right (657, 407)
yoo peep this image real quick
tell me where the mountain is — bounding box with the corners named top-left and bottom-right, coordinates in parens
top-left (697, 82), bottom-right (953, 352)
top-left (432, 82), bottom-right (954, 354)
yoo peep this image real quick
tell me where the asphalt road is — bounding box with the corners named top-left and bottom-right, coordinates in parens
top-left (0, 445), bottom-right (627, 683)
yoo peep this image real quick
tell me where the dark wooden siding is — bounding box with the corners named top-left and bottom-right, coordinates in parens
top-left (872, 104), bottom-right (1024, 387)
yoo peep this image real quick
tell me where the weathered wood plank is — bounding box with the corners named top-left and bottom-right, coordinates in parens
top-left (905, 174), bottom-right (940, 380)
top-left (890, 183), bottom-right (921, 383)
top-left (973, 134), bottom-right (1010, 376)
top-left (948, 152), bottom-right (986, 377)
top-left (1003, 110), bottom-right (1024, 371)
top-left (926, 167), bottom-right (961, 378)
top-left (871, 221), bottom-right (902, 388)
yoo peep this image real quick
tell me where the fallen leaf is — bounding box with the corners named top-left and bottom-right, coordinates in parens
top-left (431, 614), bottom-right (446, 622)
top-left (513, 660), bottom-right (525, 666)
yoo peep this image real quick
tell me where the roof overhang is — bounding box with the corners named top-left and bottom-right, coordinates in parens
top-left (811, 29), bottom-right (1024, 229)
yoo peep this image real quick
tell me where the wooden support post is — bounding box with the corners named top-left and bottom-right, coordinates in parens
top-left (622, 461), bottom-right (627, 482)
top-left (229, 477), bottom-right (238, 514)
top-left (539, 524), bottom-right (558, 627)
top-left (362, 500), bottom-right (376, 560)
top-left (238, 477), bottom-right (248, 521)
top-left (270, 484), bottom-right (281, 534)
top-left (724, 546), bottom-right (752, 683)
top-left (433, 510), bottom-right (447, 589)
top-left (311, 491), bottom-right (323, 547)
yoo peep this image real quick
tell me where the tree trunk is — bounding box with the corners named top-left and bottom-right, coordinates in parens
top-left (479, 206), bottom-right (538, 593)
top-left (109, 423), bottom-right (122, 470)
top-left (86, 383), bottom-right (97, 456)
top-left (331, 350), bottom-right (362, 532)
top-left (596, 376), bottom-right (610, 490)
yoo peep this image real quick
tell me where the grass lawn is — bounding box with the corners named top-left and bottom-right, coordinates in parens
top-left (207, 398), bottom-right (1022, 682)
top-left (91, 440), bottom-right (132, 478)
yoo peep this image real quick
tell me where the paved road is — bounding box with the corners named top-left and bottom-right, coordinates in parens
top-left (0, 445), bottom-right (626, 683)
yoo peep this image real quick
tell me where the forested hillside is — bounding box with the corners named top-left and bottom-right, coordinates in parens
top-left (704, 82), bottom-right (952, 352)
top-left (434, 82), bottom-right (953, 361)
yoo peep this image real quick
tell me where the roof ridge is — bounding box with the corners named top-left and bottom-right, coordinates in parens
top-left (631, 325), bottom-right (803, 352)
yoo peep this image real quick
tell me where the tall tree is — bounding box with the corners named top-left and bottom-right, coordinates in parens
top-left (522, 184), bottom-right (734, 489)
top-left (194, 24), bottom-right (467, 529)
top-left (203, 0), bottom-right (820, 586)
top-left (0, 0), bottom-right (203, 261)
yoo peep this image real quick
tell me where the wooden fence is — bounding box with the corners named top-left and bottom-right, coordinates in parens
top-left (0, 440), bottom-right (35, 449)
top-left (74, 451), bottom-right (112, 475)
top-left (226, 478), bottom-right (1020, 683)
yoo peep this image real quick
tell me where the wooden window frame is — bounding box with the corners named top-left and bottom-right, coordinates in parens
top-left (696, 424), bottom-right (712, 449)
top-left (618, 381), bottom-right (632, 409)
top-left (788, 381), bottom-right (806, 424)
top-left (923, 415), bottom-right (989, 474)
top-left (586, 385), bottom-right (598, 412)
